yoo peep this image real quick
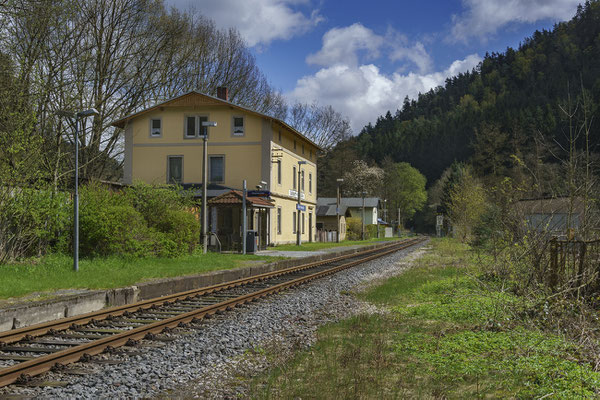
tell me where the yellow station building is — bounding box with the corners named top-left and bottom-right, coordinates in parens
top-left (112, 89), bottom-right (320, 249)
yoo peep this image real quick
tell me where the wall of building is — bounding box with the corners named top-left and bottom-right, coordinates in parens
top-left (347, 207), bottom-right (378, 225)
top-left (125, 99), bottom-right (320, 246)
top-left (268, 125), bottom-right (317, 245)
top-left (128, 106), bottom-right (263, 187)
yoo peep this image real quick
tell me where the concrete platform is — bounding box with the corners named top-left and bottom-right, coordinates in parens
top-left (0, 240), bottom-right (402, 333)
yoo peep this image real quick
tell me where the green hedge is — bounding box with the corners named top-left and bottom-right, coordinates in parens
top-left (78, 182), bottom-right (199, 258)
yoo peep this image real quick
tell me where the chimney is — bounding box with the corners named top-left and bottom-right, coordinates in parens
top-left (216, 87), bottom-right (228, 101)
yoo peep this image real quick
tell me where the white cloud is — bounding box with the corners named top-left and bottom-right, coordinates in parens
top-left (389, 41), bottom-right (432, 74)
top-left (166, 0), bottom-right (323, 46)
top-left (306, 23), bottom-right (384, 67)
top-left (451, 0), bottom-right (580, 42)
top-left (289, 55), bottom-right (481, 133)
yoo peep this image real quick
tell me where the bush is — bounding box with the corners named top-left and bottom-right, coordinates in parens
top-left (346, 217), bottom-right (362, 240)
top-left (79, 185), bottom-right (152, 257)
top-left (125, 182), bottom-right (194, 229)
top-left (156, 209), bottom-right (200, 255)
top-left (0, 187), bottom-right (70, 262)
top-left (78, 182), bottom-right (199, 259)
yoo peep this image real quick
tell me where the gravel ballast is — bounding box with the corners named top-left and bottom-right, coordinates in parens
top-left (1, 240), bottom-right (428, 399)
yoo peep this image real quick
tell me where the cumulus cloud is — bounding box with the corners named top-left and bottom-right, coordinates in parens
top-left (289, 55), bottom-right (481, 133)
top-left (306, 23), bottom-right (384, 67)
top-left (451, 0), bottom-right (580, 42)
top-left (167, 0), bottom-right (323, 46)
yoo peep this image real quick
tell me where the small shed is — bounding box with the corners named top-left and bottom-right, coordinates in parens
top-left (208, 190), bottom-right (274, 251)
top-left (517, 197), bottom-right (584, 235)
top-left (316, 200), bottom-right (347, 241)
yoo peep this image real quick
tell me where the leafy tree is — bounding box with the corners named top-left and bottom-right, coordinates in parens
top-left (448, 167), bottom-right (487, 243)
top-left (382, 160), bottom-right (427, 226)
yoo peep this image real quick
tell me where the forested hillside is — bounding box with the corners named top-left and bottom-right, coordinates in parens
top-left (352, 0), bottom-right (600, 187)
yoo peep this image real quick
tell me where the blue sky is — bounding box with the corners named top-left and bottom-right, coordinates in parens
top-left (167, 0), bottom-right (581, 133)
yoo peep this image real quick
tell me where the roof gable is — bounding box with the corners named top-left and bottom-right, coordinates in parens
top-left (111, 90), bottom-right (322, 150)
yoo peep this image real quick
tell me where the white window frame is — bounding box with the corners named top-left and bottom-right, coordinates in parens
top-left (167, 155), bottom-right (183, 184)
top-left (184, 115), bottom-right (209, 139)
top-left (232, 115), bottom-right (245, 136)
top-left (293, 166), bottom-right (297, 190)
top-left (277, 207), bottom-right (282, 234)
top-left (149, 117), bottom-right (162, 138)
top-left (292, 211), bottom-right (296, 233)
top-left (208, 155), bottom-right (225, 183)
top-left (277, 160), bottom-right (282, 185)
top-left (309, 173), bottom-right (312, 194)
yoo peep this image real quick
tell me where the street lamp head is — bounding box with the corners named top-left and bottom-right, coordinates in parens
top-left (336, 178), bottom-right (344, 182)
top-left (77, 108), bottom-right (99, 118)
top-left (202, 121), bottom-right (217, 127)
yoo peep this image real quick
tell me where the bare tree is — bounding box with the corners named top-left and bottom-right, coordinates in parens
top-left (288, 102), bottom-right (352, 152)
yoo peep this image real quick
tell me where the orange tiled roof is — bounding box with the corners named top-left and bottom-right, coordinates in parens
top-left (208, 190), bottom-right (274, 208)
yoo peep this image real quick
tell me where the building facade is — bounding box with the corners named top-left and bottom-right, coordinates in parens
top-left (112, 90), bottom-right (319, 246)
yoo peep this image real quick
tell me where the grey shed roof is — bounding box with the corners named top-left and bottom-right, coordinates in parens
top-left (316, 203), bottom-right (348, 217)
top-left (318, 197), bottom-right (380, 209)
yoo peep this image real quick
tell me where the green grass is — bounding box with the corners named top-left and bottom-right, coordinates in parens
top-left (0, 252), bottom-right (282, 300)
top-left (249, 238), bottom-right (600, 399)
top-left (271, 236), bottom-right (403, 251)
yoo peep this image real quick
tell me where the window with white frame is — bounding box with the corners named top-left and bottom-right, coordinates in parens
top-left (309, 173), bottom-right (312, 194)
top-left (150, 118), bottom-right (162, 137)
top-left (293, 166), bottom-right (297, 189)
top-left (232, 116), bottom-right (244, 136)
top-left (277, 161), bottom-right (281, 185)
top-left (277, 207), bottom-right (282, 234)
top-left (185, 115), bottom-right (208, 138)
top-left (167, 156), bottom-right (183, 184)
top-left (301, 170), bottom-right (305, 192)
top-left (292, 211), bottom-right (296, 233)
top-left (209, 155), bottom-right (225, 183)
top-left (302, 212), bottom-right (305, 234)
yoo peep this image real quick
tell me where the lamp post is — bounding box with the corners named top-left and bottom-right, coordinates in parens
top-left (201, 121), bottom-right (217, 254)
top-left (297, 160), bottom-right (307, 246)
top-left (57, 108), bottom-right (100, 272)
top-left (336, 178), bottom-right (343, 243)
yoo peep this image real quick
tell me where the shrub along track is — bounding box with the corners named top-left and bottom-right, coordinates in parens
top-left (0, 237), bottom-right (425, 388)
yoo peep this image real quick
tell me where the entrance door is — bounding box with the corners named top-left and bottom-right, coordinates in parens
top-left (309, 212), bottom-right (313, 242)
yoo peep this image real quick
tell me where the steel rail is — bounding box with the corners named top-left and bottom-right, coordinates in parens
top-left (0, 238), bottom-right (416, 345)
top-left (0, 237), bottom-right (425, 387)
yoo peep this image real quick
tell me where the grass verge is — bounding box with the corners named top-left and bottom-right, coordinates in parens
top-left (272, 236), bottom-right (403, 251)
top-left (249, 238), bottom-right (600, 399)
top-left (0, 252), bottom-right (282, 300)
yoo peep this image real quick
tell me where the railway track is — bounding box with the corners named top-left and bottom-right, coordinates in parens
top-left (0, 237), bottom-right (425, 388)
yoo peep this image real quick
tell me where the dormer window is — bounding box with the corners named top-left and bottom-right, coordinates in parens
top-left (150, 118), bottom-right (162, 137)
top-left (232, 116), bottom-right (244, 136)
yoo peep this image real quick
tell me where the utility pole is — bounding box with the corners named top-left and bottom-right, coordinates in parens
top-left (362, 191), bottom-right (366, 240)
top-left (336, 178), bottom-right (344, 243)
top-left (201, 121), bottom-right (217, 254)
top-left (57, 108), bottom-right (99, 272)
top-left (243, 179), bottom-right (247, 254)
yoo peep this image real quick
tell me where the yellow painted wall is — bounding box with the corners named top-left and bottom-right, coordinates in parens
top-left (130, 107), bottom-right (262, 186)
top-left (125, 99), bottom-right (320, 245)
